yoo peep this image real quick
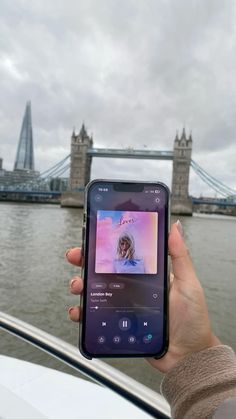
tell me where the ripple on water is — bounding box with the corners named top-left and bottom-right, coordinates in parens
top-left (0, 204), bottom-right (236, 391)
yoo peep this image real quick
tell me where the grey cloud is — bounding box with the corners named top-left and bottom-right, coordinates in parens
top-left (0, 0), bottom-right (236, 194)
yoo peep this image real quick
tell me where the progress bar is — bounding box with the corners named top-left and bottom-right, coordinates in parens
top-left (90, 306), bottom-right (160, 310)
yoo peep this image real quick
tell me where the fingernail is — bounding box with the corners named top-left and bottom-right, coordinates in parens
top-left (68, 306), bottom-right (75, 315)
top-left (70, 278), bottom-right (77, 288)
top-left (65, 249), bottom-right (71, 258)
top-left (176, 220), bottom-right (184, 237)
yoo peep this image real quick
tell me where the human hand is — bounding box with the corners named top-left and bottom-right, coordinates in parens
top-left (148, 221), bottom-right (220, 373)
top-left (66, 221), bottom-right (220, 373)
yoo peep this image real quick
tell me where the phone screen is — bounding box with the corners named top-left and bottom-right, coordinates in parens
top-left (81, 181), bottom-right (169, 357)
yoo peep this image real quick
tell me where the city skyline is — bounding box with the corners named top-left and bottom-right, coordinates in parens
top-left (0, 100), bottom-right (234, 198)
top-left (0, 1), bottom-right (236, 196)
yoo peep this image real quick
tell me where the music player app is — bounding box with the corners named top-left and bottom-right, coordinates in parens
top-left (81, 181), bottom-right (169, 357)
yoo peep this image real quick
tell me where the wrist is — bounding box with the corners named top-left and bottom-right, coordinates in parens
top-left (209, 333), bottom-right (221, 347)
top-left (173, 333), bottom-right (222, 369)
top-left (163, 334), bottom-right (221, 374)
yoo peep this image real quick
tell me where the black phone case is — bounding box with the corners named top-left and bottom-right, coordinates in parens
top-left (79, 179), bottom-right (170, 359)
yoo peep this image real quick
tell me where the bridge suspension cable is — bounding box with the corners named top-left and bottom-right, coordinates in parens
top-left (191, 160), bottom-right (236, 194)
top-left (50, 163), bottom-right (70, 178)
top-left (40, 154), bottom-right (71, 178)
top-left (191, 160), bottom-right (236, 197)
top-left (191, 161), bottom-right (228, 196)
top-left (191, 164), bottom-right (228, 197)
top-left (43, 161), bottom-right (70, 179)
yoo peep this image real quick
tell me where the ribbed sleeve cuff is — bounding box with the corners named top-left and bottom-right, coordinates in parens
top-left (161, 345), bottom-right (236, 419)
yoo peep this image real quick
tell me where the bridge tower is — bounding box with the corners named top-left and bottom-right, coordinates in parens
top-left (69, 124), bottom-right (93, 190)
top-left (171, 128), bottom-right (193, 215)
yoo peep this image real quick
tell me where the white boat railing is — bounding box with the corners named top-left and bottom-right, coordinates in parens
top-left (0, 311), bottom-right (170, 418)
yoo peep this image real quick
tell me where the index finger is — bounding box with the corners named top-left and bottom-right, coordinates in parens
top-left (65, 247), bottom-right (83, 266)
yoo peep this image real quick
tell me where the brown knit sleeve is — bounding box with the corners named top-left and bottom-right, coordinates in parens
top-left (161, 345), bottom-right (236, 419)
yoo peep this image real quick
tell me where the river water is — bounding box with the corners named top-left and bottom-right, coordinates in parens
top-left (0, 202), bottom-right (236, 391)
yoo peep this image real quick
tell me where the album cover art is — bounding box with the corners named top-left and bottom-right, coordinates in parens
top-left (95, 210), bottom-right (158, 274)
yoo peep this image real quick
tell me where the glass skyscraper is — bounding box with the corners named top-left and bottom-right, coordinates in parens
top-left (14, 101), bottom-right (35, 171)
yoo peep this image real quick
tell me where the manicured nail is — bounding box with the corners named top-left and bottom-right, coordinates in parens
top-left (176, 220), bottom-right (184, 237)
top-left (70, 278), bottom-right (78, 288)
top-left (68, 306), bottom-right (75, 315)
top-left (65, 249), bottom-right (71, 258)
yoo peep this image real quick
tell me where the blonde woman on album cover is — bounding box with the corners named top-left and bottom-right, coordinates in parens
top-left (113, 232), bottom-right (145, 274)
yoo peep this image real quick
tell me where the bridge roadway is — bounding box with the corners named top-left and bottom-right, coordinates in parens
top-left (1, 189), bottom-right (235, 207)
top-left (87, 148), bottom-right (173, 160)
top-left (192, 198), bottom-right (236, 207)
top-left (0, 189), bottom-right (61, 196)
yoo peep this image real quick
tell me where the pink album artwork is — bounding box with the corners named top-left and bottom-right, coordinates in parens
top-left (95, 210), bottom-right (158, 274)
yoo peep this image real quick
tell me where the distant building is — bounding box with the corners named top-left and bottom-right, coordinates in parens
top-left (0, 101), bottom-right (39, 189)
top-left (14, 101), bottom-right (35, 171)
top-left (50, 177), bottom-right (69, 192)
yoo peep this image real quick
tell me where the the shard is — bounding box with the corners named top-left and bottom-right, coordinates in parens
top-left (14, 101), bottom-right (35, 171)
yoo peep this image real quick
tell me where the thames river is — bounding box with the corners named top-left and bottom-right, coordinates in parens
top-left (0, 202), bottom-right (236, 391)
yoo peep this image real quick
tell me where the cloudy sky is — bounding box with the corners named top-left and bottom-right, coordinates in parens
top-left (0, 0), bottom-right (236, 196)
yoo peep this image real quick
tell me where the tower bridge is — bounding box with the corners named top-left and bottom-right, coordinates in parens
top-left (0, 102), bottom-right (235, 215)
top-left (66, 125), bottom-right (193, 214)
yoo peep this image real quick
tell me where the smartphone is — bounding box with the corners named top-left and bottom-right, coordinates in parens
top-left (79, 180), bottom-right (169, 359)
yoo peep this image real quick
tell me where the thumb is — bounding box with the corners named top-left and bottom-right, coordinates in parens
top-left (169, 221), bottom-right (196, 282)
